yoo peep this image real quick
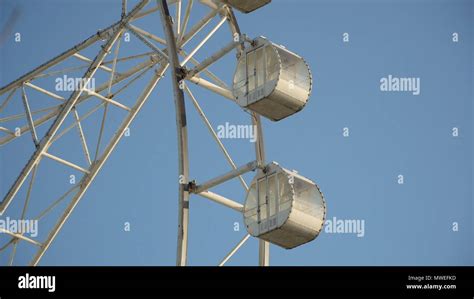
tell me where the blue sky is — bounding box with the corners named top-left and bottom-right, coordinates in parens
top-left (0, 0), bottom-right (472, 266)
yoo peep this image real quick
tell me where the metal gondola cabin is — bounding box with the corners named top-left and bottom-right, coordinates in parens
top-left (233, 36), bottom-right (312, 121)
top-left (244, 162), bottom-right (326, 249)
top-left (218, 0), bottom-right (272, 13)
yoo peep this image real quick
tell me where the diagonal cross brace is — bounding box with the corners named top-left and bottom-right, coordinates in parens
top-left (0, 0), bottom-right (150, 216)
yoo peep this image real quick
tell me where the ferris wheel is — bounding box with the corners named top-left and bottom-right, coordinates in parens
top-left (0, 0), bottom-right (326, 266)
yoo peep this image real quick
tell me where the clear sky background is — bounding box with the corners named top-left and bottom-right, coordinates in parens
top-left (0, 0), bottom-right (472, 266)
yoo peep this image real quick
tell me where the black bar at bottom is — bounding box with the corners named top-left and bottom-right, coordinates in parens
top-left (0, 266), bottom-right (472, 298)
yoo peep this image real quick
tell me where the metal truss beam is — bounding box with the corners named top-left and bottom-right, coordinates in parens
top-left (158, 0), bottom-right (190, 267)
top-left (0, 0), bottom-right (149, 216)
top-left (192, 160), bottom-right (259, 194)
top-left (30, 64), bottom-right (168, 266)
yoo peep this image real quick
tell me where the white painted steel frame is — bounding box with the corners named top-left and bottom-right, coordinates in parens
top-left (0, 0), bottom-right (149, 216)
top-left (158, 0), bottom-right (191, 267)
top-left (0, 0), bottom-right (271, 267)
